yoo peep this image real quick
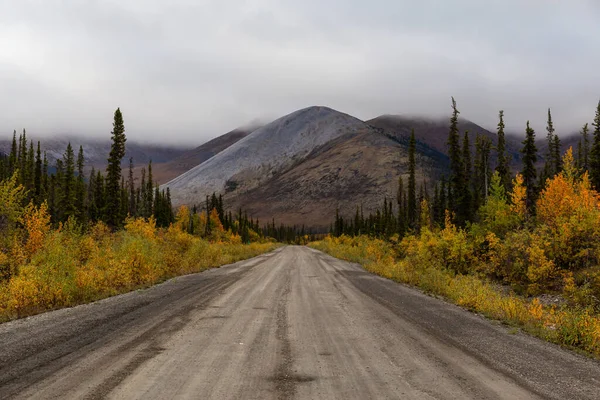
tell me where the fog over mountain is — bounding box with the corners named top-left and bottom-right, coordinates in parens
top-left (1, 1), bottom-right (599, 144)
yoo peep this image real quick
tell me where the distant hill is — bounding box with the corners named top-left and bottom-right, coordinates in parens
top-left (162, 106), bottom-right (447, 229)
top-left (0, 136), bottom-right (192, 172)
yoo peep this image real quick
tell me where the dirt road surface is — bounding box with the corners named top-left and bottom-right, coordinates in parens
top-left (1, 246), bottom-right (600, 399)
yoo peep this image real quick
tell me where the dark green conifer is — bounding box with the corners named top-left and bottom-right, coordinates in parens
top-left (521, 121), bottom-right (538, 213)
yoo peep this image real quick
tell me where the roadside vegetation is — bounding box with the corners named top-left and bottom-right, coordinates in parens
top-left (318, 99), bottom-right (600, 357)
top-left (0, 109), bottom-right (284, 322)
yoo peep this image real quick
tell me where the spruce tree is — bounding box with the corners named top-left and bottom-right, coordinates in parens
top-left (590, 101), bottom-right (600, 189)
top-left (408, 129), bottom-right (417, 228)
top-left (60, 143), bottom-right (77, 222)
top-left (447, 97), bottom-right (466, 224)
top-left (495, 110), bottom-right (510, 190)
top-left (105, 108), bottom-right (126, 227)
top-left (521, 121), bottom-right (538, 213)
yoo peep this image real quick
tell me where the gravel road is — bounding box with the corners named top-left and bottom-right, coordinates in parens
top-left (1, 246), bottom-right (599, 399)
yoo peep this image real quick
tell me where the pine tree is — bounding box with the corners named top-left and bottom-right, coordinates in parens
top-left (408, 129), bottom-right (417, 228)
top-left (495, 110), bottom-right (511, 190)
top-left (590, 101), bottom-right (600, 189)
top-left (520, 121), bottom-right (538, 213)
top-left (105, 108), bottom-right (126, 227)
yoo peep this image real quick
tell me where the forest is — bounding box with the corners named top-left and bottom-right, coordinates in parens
top-left (317, 98), bottom-right (600, 356)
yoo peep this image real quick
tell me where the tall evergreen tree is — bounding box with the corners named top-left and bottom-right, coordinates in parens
top-left (495, 110), bottom-right (511, 190)
top-left (60, 143), bottom-right (77, 222)
top-left (447, 97), bottom-right (466, 224)
top-left (408, 129), bottom-right (417, 228)
top-left (521, 121), bottom-right (538, 213)
top-left (105, 108), bottom-right (126, 227)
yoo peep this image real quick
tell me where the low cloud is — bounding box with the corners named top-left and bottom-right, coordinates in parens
top-left (0, 0), bottom-right (598, 144)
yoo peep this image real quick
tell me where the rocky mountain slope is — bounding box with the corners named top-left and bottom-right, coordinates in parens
top-left (143, 123), bottom-right (261, 184)
top-left (163, 106), bottom-right (377, 206)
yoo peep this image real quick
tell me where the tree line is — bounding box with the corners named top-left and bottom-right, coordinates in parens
top-left (333, 99), bottom-right (600, 237)
top-left (0, 109), bottom-right (174, 230)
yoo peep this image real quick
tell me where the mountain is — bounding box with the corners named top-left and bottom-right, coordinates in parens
top-left (143, 123), bottom-right (261, 184)
top-left (164, 107), bottom-right (375, 205)
top-left (0, 136), bottom-right (191, 170)
top-left (225, 125), bottom-right (447, 229)
top-left (163, 106), bottom-right (447, 229)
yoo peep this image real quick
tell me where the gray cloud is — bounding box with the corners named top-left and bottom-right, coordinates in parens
top-left (0, 0), bottom-right (599, 144)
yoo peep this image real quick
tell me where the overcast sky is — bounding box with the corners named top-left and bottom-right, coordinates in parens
top-left (0, 0), bottom-right (599, 144)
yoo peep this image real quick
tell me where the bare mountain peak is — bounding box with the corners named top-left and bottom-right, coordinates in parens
top-left (163, 105), bottom-right (373, 206)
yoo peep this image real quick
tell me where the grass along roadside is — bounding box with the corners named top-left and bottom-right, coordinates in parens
top-left (310, 235), bottom-right (600, 358)
top-left (0, 216), bottom-right (279, 322)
